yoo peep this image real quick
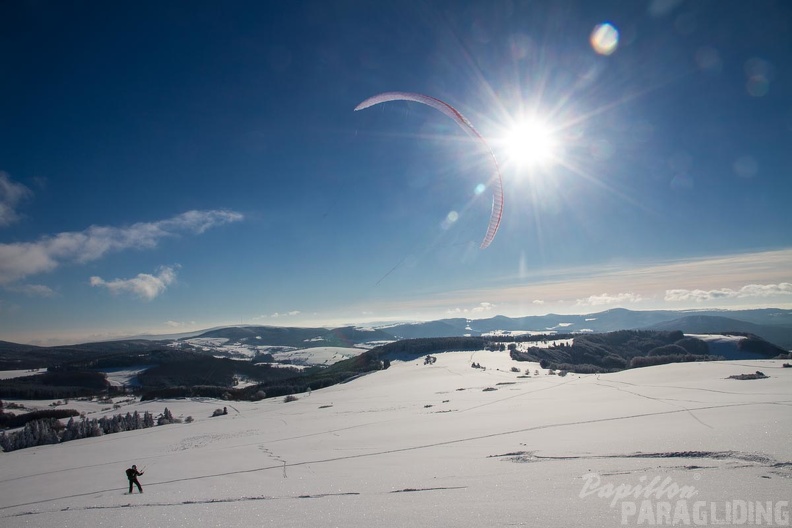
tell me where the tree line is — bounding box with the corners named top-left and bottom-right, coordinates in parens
top-left (509, 330), bottom-right (721, 373)
top-left (0, 407), bottom-right (175, 453)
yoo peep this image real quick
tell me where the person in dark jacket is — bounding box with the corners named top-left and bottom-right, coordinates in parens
top-left (126, 464), bottom-right (144, 493)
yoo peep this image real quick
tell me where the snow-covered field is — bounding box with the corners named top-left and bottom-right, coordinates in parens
top-left (169, 337), bottom-right (369, 366)
top-left (1, 351), bottom-right (790, 528)
top-left (270, 346), bottom-right (365, 366)
top-left (102, 366), bottom-right (153, 388)
top-left (0, 370), bottom-right (43, 380)
top-left (169, 337), bottom-right (273, 359)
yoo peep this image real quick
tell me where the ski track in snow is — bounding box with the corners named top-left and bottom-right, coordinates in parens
top-left (9, 488), bottom-right (474, 519)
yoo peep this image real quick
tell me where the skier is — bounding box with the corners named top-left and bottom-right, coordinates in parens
top-left (126, 464), bottom-right (144, 494)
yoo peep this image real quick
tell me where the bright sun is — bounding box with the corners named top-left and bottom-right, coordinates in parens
top-left (503, 119), bottom-right (557, 167)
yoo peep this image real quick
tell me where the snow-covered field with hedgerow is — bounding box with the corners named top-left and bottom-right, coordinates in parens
top-left (169, 336), bottom-right (370, 367)
top-left (1, 349), bottom-right (790, 528)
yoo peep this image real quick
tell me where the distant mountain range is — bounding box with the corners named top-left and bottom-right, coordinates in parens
top-left (2, 308), bottom-right (790, 401)
top-left (382, 308), bottom-right (792, 350)
top-left (1, 308), bottom-right (790, 367)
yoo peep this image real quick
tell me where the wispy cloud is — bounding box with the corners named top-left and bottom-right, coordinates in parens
top-left (0, 172), bottom-right (33, 228)
top-left (5, 283), bottom-right (57, 297)
top-left (366, 249), bottom-right (792, 317)
top-left (91, 265), bottom-right (179, 301)
top-left (165, 320), bottom-right (196, 328)
top-left (269, 310), bottom-right (302, 318)
top-left (665, 283), bottom-right (792, 303)
top-left (0, 209), bottom-right (243, 285)
top-left (446, 302), bottom-right (496, 315)
top-left (576, 292), bottom-right (643, 306)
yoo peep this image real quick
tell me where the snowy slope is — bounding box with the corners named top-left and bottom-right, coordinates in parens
top-left (270, 346), bottom-right (365, 366)
top-left (0, 370), bottom-right (44, 380)
top-left (0, 351), bottom-right (790, 528)
top-left (169, 336), bottom-right (368, 365)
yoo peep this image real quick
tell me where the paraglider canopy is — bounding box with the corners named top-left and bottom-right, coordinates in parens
top-left (355, 92), bottom-right (504, 249)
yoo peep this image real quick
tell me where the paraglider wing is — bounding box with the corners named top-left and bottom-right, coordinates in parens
top-left (355, 92), bottom-right (503, 249)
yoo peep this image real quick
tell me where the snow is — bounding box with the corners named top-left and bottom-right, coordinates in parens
top-left (183, 337), bottom-right (230, 347)
top-left (483, 330), bottom-right (547, 337)
top-left (1, 352), bottom-right (790, 527)
top-left (102, 366), bottom-right (153, 388)
top-left (0, 370), bottom-right (44, 380)
top-left (687, 333), bottom-right (745, 343)
top-left (171, 338), bottom-right (266, 358)
top-left (168, 337), bottom-right (368, 365)
top-left (270, 346), bottom-right (365, 366)
top-left (506, 338), bottom-right (574, 353)
top-left (2, 396), bottom-right (141, 419)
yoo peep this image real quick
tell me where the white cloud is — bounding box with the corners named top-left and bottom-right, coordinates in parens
top-left (0, 172), bottom-right (33, 228)
top-left (446, 302), bottom-right (496, 315)
top-left (576, 292), bottom-right (643, 306)
top-left (532, 299), bottom-right (545, 305)
top-left (665, 283), bottom-right (792, 303)
top-left (91, 265), bottom-right (179, 301)
top-left (164, 320), bottom-right (196, 328)
top-left (0, 209), bottom-right (243, 285)
top-left (270, 310), bottom-right (302, 318)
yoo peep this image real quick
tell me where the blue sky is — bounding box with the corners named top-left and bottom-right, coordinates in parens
top-left (1, 0), bottom-right (790, 344)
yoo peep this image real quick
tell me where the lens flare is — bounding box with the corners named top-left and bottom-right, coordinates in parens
top-left (591, 23), bottom-right (619, 55)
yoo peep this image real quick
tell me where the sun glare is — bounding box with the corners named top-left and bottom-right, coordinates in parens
top-left (503, 120), bottom-right (558, 167)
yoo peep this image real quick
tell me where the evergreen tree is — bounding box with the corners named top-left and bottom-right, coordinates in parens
top-left (88, 419), bottom-right (103, 437)
top-left (61, 417), bottom-right (77, 442)
top-left (132, 411), bottom-right (143, 429)
top-left (158, 407), bottom-right (174, 425)
top-left (0, 431), bottom-right (11, 452)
